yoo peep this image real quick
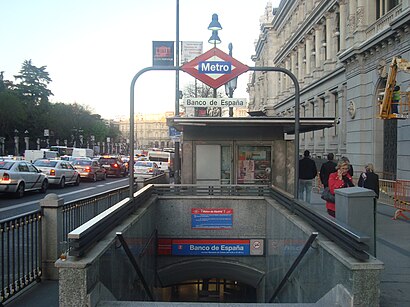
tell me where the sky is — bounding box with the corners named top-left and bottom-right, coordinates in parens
top-left (1, 0), bottom-right (280, 119)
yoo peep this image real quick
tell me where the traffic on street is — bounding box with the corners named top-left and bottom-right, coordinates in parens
top-left (0, 176), bottom-right (129, 221)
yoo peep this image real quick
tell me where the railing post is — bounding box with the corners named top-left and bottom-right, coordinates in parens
top-left (40, 193), bottom-right (64, 280)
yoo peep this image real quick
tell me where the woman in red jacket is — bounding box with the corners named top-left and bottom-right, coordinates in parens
top-left (326, 160), bottom-right (354, 217)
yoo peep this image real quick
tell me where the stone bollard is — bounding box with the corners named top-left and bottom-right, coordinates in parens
top-left (40, 193), bottom-right (64, 280)
top-left (335, 187), bottom-right (377, 255)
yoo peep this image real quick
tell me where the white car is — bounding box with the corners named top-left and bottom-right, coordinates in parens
top-left (0, 159), bottom-right (48, 198)
top-left (33, 159), bottom-right (80, 188)
top-left (134, 161), bottom-right (161, 178)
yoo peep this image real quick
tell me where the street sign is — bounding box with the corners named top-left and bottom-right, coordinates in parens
top-left (183, 97), bottom-right (247, 108)
top-left (181, 47), bottom-right (249, 89)
top-left (152, 41), bottom-right (174, 66)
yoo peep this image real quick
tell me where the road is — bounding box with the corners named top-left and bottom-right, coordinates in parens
top-left (0, 177), bottom-right (129, 220)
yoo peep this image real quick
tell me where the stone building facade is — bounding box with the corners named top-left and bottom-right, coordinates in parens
top-left (249, 0), bottom-right (410, 179)
top-left (118, 112), bottom-right (175, 150)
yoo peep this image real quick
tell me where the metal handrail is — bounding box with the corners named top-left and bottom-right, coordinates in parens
top-left (269, 232), bottom-right (318, 303)
top-left (116, 232), bottom-right (155, 301)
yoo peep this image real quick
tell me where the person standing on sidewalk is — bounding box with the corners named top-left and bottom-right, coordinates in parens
top-left (327, 160), bottom-right (354, 217)
top-left (358, 163), bottom-right (379, 198)
top-left (299, 150), bottom-right (317, 203)
top-left (320, 153), bottom-right (337, 188)
top-left (340, 156), bottom-right (354, 177)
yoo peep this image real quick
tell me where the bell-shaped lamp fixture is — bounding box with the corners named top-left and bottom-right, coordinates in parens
top-left (208, 13), bottom-right (222, 31)
top-left (208, 30), bottom-right (221, 45)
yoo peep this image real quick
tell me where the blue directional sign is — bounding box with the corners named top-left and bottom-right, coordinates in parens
top-left (181, 47), bottom-right (249, 89)
top-left (198, 61), bottom-right (232, 74)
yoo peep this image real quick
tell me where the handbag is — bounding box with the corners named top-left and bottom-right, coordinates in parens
top-left (321, 187), bottom-right (335, 203)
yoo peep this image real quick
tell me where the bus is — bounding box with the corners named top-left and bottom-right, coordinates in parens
top-left (147, 151), bottom-right (174, 175)
top-left (49, 146), bottom-right (73, 157)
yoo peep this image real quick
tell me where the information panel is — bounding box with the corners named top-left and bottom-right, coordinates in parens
top-left (158, 238), bottom-right (264, 256)
top-left (172, 239), bottom-right (250, 256)
top-left (191, 208), bottom-right (233, 229)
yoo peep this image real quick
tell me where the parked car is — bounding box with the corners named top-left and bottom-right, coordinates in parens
top-left (33, 159), bottom-right (80, 188)
top-left (72, 160), bottom-right (107, 182)
top-left (0, 159), bottom-right (48, 198)
top-left (98, 156), bottom-right (127, 177)
top-left (134, 161), bottom-right (161, 178)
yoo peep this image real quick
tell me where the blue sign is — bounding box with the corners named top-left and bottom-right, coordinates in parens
top-left (191, 208), bottom-right (233, 229)
top-left (172, 239), bottom-right (250, 256)
top-left (169, 127), bottom-right (182, 137)
top-left (198, 61), bottom-right (232, 74)
top-left (153, 41), bottom-right (174, 66)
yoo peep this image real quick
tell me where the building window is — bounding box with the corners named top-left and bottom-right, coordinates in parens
top-left (376, 0), bottom-right (400, 19)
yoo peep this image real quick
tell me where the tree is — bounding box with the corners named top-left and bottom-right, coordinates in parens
top-left (14, 60), bottom-right (53, 105)
top-left (181, 82), bottom-right (225, 116)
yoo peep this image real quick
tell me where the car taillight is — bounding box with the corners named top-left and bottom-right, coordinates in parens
top-left (85, 166), bottom-right (91, 172)
top-left (50, 169), bottom-right (56, 176)
top-left (2, 173), bottom-right (10, 182)
top-left (113, 163), bottom-right (119, 168)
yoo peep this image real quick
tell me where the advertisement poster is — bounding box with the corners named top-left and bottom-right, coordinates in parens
top-left (237, 146), bottom-right (271, 184)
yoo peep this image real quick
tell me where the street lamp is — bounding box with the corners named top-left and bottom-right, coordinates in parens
top-left (208, 14), bottom-right (223, 99)
top-left (208, 13), bottom-right (222, 31)
top-left (24, 130), bottom-right (29, 151)
top-left (14, 129), bottom-right (19, 156)
top-left (0, 136), bottom-right (5, 156)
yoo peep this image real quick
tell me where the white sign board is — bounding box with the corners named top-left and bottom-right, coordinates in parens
top-left (181, 41), bottom-right (203, 64)
top-left (183, 98), bottom-right (247, 108)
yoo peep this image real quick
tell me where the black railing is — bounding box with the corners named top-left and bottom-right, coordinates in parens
top-left (0, 210), bottom-right (42, 305)
top-left (61, 185), bottom-right (130, 248)
top-left (68, 185), bottom-right (154, 257)
top-left (153, 184), bottom-right (270, 196)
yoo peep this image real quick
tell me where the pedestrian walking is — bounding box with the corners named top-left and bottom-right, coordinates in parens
top-left (326, 160), bottom-right (354, 217)
top-left (319, 153), bottom-right (337, 188)
top-left (298, 150), bottom-right (317, 203)
top-left (340, 156), bottom-right (354, 177)
top-left (358, 163), bottom-right (379, 198)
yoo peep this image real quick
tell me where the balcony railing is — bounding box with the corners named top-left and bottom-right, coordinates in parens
top-left (365, 4), bottom-right (402, 39)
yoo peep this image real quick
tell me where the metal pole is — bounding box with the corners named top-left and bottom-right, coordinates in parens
top-left (129, 66), bottom-right (179, 198)
top-left (174, 0), bottom-right (181, 184)
top-left (269, 232), bottom-right (318, 303)
top-left (250, 67), bottom-right (300, 200)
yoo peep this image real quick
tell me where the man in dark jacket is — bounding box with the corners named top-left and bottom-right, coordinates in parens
top-left (320, 153), bottom-right (337, 188)
top-left (298, 150), bottom-right (317, 202)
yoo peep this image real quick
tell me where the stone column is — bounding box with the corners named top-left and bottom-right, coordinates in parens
top-left (339, 0), bottom-right (347, 50)
top-left (290, 51), bottom-right (297, 82)
top-left (325, 13), bottom-right (332, 61)
top-left (314, 25), bottom-right (323, 74)
top-left (285, 59), bottom-right (291, 92)
top-left (347, 0), bottom-right (357, 46)
top-left (305, 35), bottom-right (312, 76)
top-left (298, 43), bottom-right (304, 82)
top-left (40, 194), bottom-right (64, 280)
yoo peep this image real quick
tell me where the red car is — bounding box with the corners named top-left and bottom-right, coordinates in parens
top-left (98, 156), bottom-right (127, 177)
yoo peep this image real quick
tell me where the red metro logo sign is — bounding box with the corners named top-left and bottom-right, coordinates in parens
top-left (181, 47), bottom-right (249, 89)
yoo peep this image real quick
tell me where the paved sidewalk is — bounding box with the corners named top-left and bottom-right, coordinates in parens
top-left (4, 191), bottom-right (410, 307)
